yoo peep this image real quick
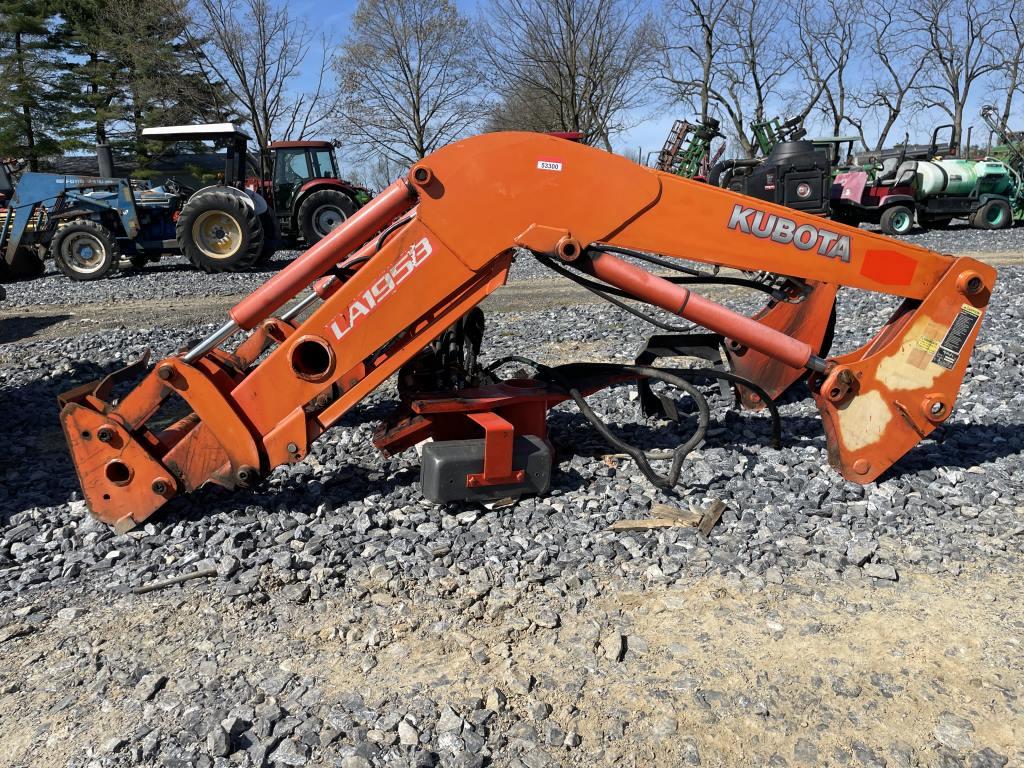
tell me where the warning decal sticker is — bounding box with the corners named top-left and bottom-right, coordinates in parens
top-left (931, 304), bottom-right (982, 370)
top-left (907, 321), bottom-right (943, 369)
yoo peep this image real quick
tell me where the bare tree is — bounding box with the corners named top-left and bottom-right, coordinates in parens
top-left (657, 0), bottom-right (733, 123)
top-left (188, 0), bottom-right (337, 171)
top-left (481, 0), bottom-right (657, 150)
top-left (993, 1), bottom-right (1024, 127)
top-left (333, 0), bottom-right (485, 167)
top-left (790, 0), bottom-right (861, 136)
top-left (851, 2), bottom-right (926, 151)
top-left (713, 0), bottom-right (794, 156)
top-left (909, 0), bottom-right (1002, 150)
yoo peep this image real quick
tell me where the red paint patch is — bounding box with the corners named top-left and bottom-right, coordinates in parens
top-left (861, 249), bottom-right (917, 286)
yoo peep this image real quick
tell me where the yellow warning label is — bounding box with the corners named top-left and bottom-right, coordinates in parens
top-left (915, 337), bottom-right (939, 354)
top-left (932, 304), bottom-right (982, 370)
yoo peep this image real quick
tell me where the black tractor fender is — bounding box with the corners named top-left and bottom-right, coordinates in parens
top-left (189, 184), bottom-right (270, 216)
top-left (876, 193), bottom-right (916, 208)
top-left (291, 181), bottom-right (364, 217)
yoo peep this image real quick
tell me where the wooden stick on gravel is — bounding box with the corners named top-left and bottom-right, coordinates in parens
top-left (131, 567), bottom-right (218, 595)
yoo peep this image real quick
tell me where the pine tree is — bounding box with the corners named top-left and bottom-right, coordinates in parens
top-left (55, 0), bottom-right (129, 149)
top-left (0, 0), bottom-right (78, 169)
top-left (59, 0), bottom-right (237, 161)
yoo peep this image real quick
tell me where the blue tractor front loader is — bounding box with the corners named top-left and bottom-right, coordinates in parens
top-left (0, 168), bottom-right (183, 281)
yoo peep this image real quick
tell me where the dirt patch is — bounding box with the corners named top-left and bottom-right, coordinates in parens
top-left (1, 567), bottom-right (1019, 766)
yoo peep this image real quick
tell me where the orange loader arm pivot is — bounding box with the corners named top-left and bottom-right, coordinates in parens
top-left (59, 132), bottom-right (995, 532)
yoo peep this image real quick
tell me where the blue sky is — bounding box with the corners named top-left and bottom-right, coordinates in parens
top-left (282, 0), bottom-right (1010, 161)
top-left (285, 0), bottom-right (677, 159)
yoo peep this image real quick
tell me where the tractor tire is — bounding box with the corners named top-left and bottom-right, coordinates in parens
top-left (879, 205), bottom-right (914, 236)
top-left (297, 189), bottom-right (356, 246)
top-left (830, 208), bottom-right (861, 228)
top-left (918, 214), bottom-right (953, 229)
top-left (3, 246), bottom-right (46, 280)
top-left (176, 189), bottom-right (263, 273)
top-left (257, 212), bottom-right (279, 264)
top-left (972, 199), bottom-right (1012, 230)
top-left (50, 221), bottom-right (119, 281)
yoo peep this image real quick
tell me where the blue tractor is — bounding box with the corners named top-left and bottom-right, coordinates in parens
top-left (0, 167), bottom-right (183, 281)
top-left (0, 124), bottom-right (277, 282)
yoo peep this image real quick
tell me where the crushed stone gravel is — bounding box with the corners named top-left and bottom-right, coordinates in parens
top-left (1, 238), bottom-right (1022, 767)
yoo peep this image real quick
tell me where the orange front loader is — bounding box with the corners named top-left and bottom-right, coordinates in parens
top-left (58, 133), bottom-right (995, 532)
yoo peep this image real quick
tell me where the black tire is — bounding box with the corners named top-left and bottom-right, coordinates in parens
top-left (830, 208), bottom-right (861, 228)
top-left (3, 246), bottom-right (46, 280)
top-left (297, 189), bottom-right (356, 245)
top-left (879, 205), bottom-right (914, 236)
top-left (257, 212), bottom-right (279, 264)
top-left (972, 198), bottom-right (1012, 230)
top-left (176, 189), bottom-right (263, 273)
top-left (918, 214), bottom-right (953, 229)
top-left (50, 221), bottom-right (119, 281)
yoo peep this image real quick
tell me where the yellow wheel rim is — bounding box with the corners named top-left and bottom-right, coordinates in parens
top-left (192, 210), bottom-right (243, 259)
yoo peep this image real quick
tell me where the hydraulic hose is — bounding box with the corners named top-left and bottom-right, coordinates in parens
top-left (708, 158), bottom-right (760, 187)
top-left (485, 356), bottom-right (711, 490)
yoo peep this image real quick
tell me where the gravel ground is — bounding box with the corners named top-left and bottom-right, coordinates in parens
top-left (3, 219), bottom-right (1020, 309)
top-left (1, 248), bottom-right (550, 309)
top-left (1, 240), bottom-right (1022, 767)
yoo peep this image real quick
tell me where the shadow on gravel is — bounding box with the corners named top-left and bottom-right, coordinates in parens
top-left (119, 256), bottom-right (294, 279)
top-left (889, 420), bottom-right (1024, 475)
top-left (0, 314), bottom-right (72, 344)
top-left (766, 413), bottom-right (1023, 478)
top-left (0, 358), bottom-right (131, 524)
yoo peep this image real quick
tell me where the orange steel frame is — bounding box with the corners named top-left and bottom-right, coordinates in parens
top-left (59, 132), bottom-right (996, 532)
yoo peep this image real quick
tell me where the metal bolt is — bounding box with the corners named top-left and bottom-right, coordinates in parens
top-left (156, 364), bottom-right (173, 381)
top-left (287, 442), bottom-right (299, 454)
top-left (152, 479), bottom-right (168, 495)
top-left (853, 458), bottom-right (871, 475)
top-left (930, 401), bottom-right (946, 416)
top-left (236, 464), bottom-right (257, 486)
top-left (97, 427), bottom-right (114, 443)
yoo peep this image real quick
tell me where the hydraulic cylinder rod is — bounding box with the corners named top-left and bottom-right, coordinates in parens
top-left (581, 250), bottom-right (827, 372)
top-left (230, 179), bottom-right (416, 330)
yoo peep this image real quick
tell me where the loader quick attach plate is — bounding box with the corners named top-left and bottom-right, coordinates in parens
top-left (420, 435), bottom-right (552, 503)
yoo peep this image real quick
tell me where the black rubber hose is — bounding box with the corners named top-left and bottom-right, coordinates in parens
top-left (484, 355), bottom-right (711, 489)
top-left (553, 364), bottom-right (711, 489)
top-left (550, 361), bottom-right (781, 451)
top-left (663, 274), bottom-right (788, 301)
top-left (375, 214), bottom-right (414, 252)
top-left (533, 252), bottom-right (695, 333)
top-left (653, 366), bottom-right (782, 449)
top-left (486, 356), bottom-right (783, 451)
top-left (708, 158), bottom-right (760, 187)
top-left (587, 243), bottom-right (709, 277)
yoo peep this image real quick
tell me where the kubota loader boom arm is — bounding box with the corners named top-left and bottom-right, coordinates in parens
top-left (60, 132), bottom-right (994, 532)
